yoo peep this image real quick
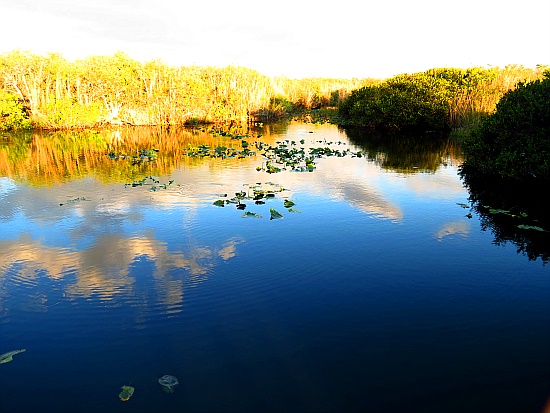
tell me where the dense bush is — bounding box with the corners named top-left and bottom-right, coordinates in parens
top-left (338, 66), bottom-right (545, 132)
top-left (0, 90), bottom-right (31, 131)
top-left (461, 74), bottom-right (550, 179)
top-left (338, 72), bottom-right (453, 132)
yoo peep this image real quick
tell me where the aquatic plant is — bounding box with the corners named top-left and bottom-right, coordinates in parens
top-left (118, 385), bottom-right (134, 401)
top-left (270, 208), bottom-right (284, 220)
top-left (158, 375), bottom-right (179, 393)
top-left (0, 349), bottom-right (26, 364)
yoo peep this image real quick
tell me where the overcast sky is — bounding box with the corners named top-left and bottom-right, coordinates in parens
top-left (0, 0), bottom-right (548, 79)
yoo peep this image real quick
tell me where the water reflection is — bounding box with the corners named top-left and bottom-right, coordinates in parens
top-left (0, 229), bottom-right (243, 316)
top-left (343, 127), bottom-right (462, 173)
top-left (1, 123), bottom-right (549, 413)
top-left (0, 126), bottom-right (262, 186)
top-left (460, 168), bottom-right (550, 264)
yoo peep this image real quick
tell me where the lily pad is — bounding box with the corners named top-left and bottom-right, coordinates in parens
top-left (270, 208), bottom-right (284, 220)
top-left (242, 211), bottom-right (262, 218)
top-left (119, 385), bottom-right (134, 402)
top-left (158, 375), bottom-right (179, 393)
top-left (213, 200), bottom-right (225, 207)
top-left (283, 200), bottom-right (295, 208)
top-left (0, 349), bottom-right (26, 364)
top-left (517, 224), bottom-right (546, 232)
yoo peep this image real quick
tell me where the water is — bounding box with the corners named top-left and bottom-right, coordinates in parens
top-left (1, 123), bottom-right (549, 413)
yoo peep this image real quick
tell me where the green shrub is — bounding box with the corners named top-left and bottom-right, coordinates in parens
top-left (462, 74), bottom-right (550, 179)
top-left (338, 73), bottom-right (452, 132)
top-left (0, 91), bottom-right (31, 131)
top-left (39, 97), bottom-right (105, 129)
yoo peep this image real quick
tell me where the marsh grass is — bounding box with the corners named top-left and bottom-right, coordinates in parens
top-left (449, 65), bottom-right (546, 131)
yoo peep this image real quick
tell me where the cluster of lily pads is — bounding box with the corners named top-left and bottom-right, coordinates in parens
top-left (183, 143), bottom-right (256, 159)
top-left (457, 202), bottom-right (547, 232)
top-left (182, 132), bottom-right (365, 173)
top-left (1, 349), bottom-right (177, 403)
top-left (213, 182), bottom-right (300, 219)
top-left (256, 139), bottom-right (363, 174)
top-left (125, 175), bottom-right (176, 191)
top-left (108, 148), bottom-right (159, 164)
top-left (59, 197), bottom-right (90, 206)
top-left (118, 375), bottom-right (179, 402)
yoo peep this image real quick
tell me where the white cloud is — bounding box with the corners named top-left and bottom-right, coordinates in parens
top-left (0, 0), bottom-right (548, 78)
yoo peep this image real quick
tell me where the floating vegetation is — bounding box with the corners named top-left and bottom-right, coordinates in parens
top-left (59, 197), bottom-right (89, 206)
top-left (270, 208), bottom-right (284, 220)
top-left (0, 349), bottom-right (26, 364)
top-left (283, 199), bottom-right (295, 208)
top-left (183, 141), bottom-right (256, 159)
top-left (254, 140), bottom-right (361, 174)
top-left (241, 211), bottom-right (262, 218)
top-left (109, 148), bottom-right (159, 164)
top-left (119, 385), bottom-right (134, 402)
top-left (124, 176), bottom-right (176, 191)
top-left (158, 375), bottom-right (179, 393)
top-left (517, 225), bottom-right (547, 232)
top-left (482, 205), bottom-right (528, 218)
top-left (211, 182), bottom-right (297, 221)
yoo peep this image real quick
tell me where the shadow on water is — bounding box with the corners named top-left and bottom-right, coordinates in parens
top-left (342, 125), bottom-right (550, 264)
top-left (459, 166), bottom-right (550, 264)
top-left (341, 126), bottom-right (463, 173)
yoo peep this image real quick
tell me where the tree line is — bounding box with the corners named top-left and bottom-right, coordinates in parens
top-left (0, 50), bottom-right (373, 130)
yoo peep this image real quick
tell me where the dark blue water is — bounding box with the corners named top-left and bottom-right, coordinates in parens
top-left (1, 123), bottom-right (549, 413)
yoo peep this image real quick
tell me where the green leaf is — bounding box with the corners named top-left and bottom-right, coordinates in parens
top-left (269, 208), bottom-right (284, 220)
top-left (241, 211), bottom-right (262, 218)
top-left (284, 199), bottom-right (295, 208)
top-left (517, 224), bottom-right (546, 232)
top-left (213, 200), bottom-right (225, 207)
top-left (119, 385), bottom-right (134, 402)
top-left (0, 349), bottom-right (26, 364)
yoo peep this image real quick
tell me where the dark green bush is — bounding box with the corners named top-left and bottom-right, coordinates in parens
top-left (0, 91), bottom-right (31, 131)
top-left (338, 73), bottom-right (452, 132)
top-left (462, 74), bottom-right (550, 179)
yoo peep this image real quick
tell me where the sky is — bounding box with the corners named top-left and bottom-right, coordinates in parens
top-left (0, 0), bottom-right (549, 79)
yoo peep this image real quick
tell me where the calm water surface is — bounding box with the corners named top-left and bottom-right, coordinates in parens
top-left (1, 123), bottom-right (549, 413)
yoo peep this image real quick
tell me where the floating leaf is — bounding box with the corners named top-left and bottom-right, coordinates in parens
top-left (158, 375), bottom-right (179, 393)
top-left (456, 202), bottom-right (469, 209)
top-left (0, 349), bottom-right (26, 364)
top-left (283, 199), bottom-right (295, 208)
top-left (213, 200), bottom-right (225, 207)
top-left (241, 211), bottom-right (262, 218)
top-left (517, 224), bottom-right (546, 232)
top-left (119, 385), bottom-right (134, 402)
top-left (270, 208), bottom-right (284, 220)
top-left (287, 208), bottom-right (301, 213)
